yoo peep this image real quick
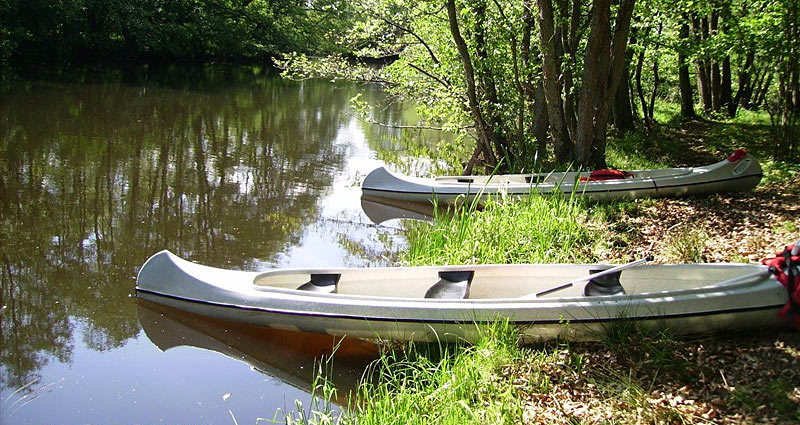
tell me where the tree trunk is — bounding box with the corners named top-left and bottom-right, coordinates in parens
top-left (635, 45), bottom-right (649, 126)
top-left (649, 54), bottom-right (659, 120)
top-left (575, 0), bottom-right (635, 167)
top-left (729, 51), bottom-right (754, 117)
top-left (521, 1), bottom-right (548, 161)
top-left (710, 11), bottom-right (721, 112)
top-left (753, 72), bottom-right (773, 108)
top-left (678, 21), bottom-right (696, 118)
top-left (692, 17), bottom-right (712, 112)
top-left (445, 0), bottom-right (496, 170)
top-left (533, 81), bottom-right (550, 161)
top-left (473, 0), bottom-right (511, 166)
top-left (537, 0), bottom-right (572, 162)
top-left (612, 60), bottom-right (635, 132)
top-left (721, 56), bottom-right (732, 112)
top-left (575, 0), bottom-right (612, 166)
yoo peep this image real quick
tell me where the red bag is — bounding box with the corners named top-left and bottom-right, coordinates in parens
top-left (727, 149), bottom-right (748, 162)
top-left (580, 169), bottom-right (633, 182)
top-left (762, 244), bottom-right (800, 328)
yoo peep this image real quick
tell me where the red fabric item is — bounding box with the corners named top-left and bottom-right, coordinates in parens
top-left (761, 244), bottom-right (800, 328)
top-left (580, 169), bottom-right (633, 182)
top-left (727, 149), bottom-right (748, 162)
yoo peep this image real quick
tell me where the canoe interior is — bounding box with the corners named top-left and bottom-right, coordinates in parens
top-left (433, 167), bottom-right (694, 186)
top-left (253, 264), bottom-right (762, 300)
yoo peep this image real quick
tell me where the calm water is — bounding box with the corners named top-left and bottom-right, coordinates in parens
top-left (0, 64), bottom-right (442, 424)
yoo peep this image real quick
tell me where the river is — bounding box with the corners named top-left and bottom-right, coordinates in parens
top-left (0, 63), bottom-right (444, 424)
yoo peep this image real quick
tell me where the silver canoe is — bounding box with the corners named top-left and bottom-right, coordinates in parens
top-left (135, 250), bottom-right (789, 342)
top-left (361, 152), bottom-right (762, 204)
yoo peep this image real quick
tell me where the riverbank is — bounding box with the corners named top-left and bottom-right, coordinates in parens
top-left (286, 107), bottom-right (799, 424)
top-left (288, 326), bottom-right (799, 424)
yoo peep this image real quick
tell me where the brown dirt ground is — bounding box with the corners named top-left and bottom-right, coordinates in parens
top-left (516, 331), bottom-right (800, 424)
top-left (519, 168), bottom-right (800, 424)
top-left (596, 175), bottom-right (800, 265)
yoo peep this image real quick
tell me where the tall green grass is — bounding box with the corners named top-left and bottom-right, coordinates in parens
top-left (402, 193), bottom-right (599, 266)
top-left (350, 321), bottom-right (523, 425)
top-left (282, 321), bottom-right (525, 425)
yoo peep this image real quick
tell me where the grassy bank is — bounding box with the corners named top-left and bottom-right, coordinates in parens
top-left (403, 193), bottom-right (601, 266)
top-left (281, 106), bottom-right (799, 424)
top-left (284, 323), bottom-right (799, 424)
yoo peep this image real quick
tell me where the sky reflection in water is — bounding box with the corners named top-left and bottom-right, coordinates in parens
top-left (0, 64), bottom-right (443, 424)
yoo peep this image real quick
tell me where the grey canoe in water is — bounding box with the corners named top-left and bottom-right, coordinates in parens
top-left (135, 250), bottom-right (789, 342)
top-left (361, 150), bottom-right (762, 204)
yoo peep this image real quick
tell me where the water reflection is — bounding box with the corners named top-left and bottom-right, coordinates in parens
top-left (137, 300), bottom-right (378, 401)
top-left (0, 64), bottom-right (440, 422)
top-left (360, 196), bottom-right (436, 224)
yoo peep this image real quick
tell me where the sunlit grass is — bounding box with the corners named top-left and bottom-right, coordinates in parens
top-left (282, 320), bottom-right (525, 425)
top-left (280, 321), bottom-right (800, 425)
top-left (401, 193), bottom-right (599, 266)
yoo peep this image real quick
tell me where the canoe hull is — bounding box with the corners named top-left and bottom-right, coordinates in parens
top-left (136, 251), bottom-right (789, 342)
top-left (361, 154), bottom-right (763, 204)
top-left (136, 291), bottom-right (786, 342)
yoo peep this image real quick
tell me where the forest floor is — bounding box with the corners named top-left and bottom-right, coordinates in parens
top-left (516, 116), bottom-right (800, 424)
top-left (597, 116), bottom-right (800, 265)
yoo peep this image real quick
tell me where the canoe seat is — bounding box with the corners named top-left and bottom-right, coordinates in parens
top-left (297, 273), bottom-right (341, 294)
top-left (424, 271), bottom-right (474, 299)
top-left (584, 270), bottom-right (625, 296)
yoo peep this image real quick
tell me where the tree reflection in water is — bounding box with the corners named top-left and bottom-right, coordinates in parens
top-left (0, 64), bottom-right (435, 396)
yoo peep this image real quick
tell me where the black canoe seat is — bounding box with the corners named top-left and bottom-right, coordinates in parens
top-left (297, 273), bottom-right (341, 294)
top-left (424, 270), bottom-right (474, 299)
top-left (583, 270), bottom-right (625, 296)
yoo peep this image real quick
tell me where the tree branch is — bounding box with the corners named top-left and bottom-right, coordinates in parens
top-left (379, 16), bottom-right (441, 65)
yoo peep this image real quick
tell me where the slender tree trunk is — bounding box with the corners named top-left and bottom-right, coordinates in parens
top-left (710, 11), bottom-right (721, 112)
top-left (612, 58), bottom-right (635, 132)
top-left (742, 66), bottom-right (762, 109)
top-left (537, 0), bottom-right (572, 162)
top-left (730, 51), bottom-right (754, 117)
top-left (473, 0), bottom-right (511, 166)
top-left (445, 0), bottom-right (496, 170)
top-left (575, 0), bottom-right (635, 167)
top-left (521, 1), bottom-right (549, 161)
top-left (565, 0), bottom-right (583, 136)
top-left (697, 61), bottom-right (712, 111)
top-left (753, 72), bottom-right (773, 108)
top-left (721, 56), bottom-right (732, 111)
top-left (692, 17), bottom-right (712, 112)
top-left (533, 81), bottom-right (550, 160)
top-left (649, 54), bottom-right (659, 120)
top-left (635, 45), bottom-right (648, 122)
top-left (491, 0), bottom-right (526, 153)
top-left (678, 21), bottom-right (696, 118)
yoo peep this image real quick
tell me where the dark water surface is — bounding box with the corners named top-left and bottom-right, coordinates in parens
top-left (0, 64), bottom-right (438, 424)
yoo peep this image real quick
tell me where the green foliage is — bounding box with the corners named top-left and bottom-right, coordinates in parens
top-left (2, 0), bottom-right (352, 62)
